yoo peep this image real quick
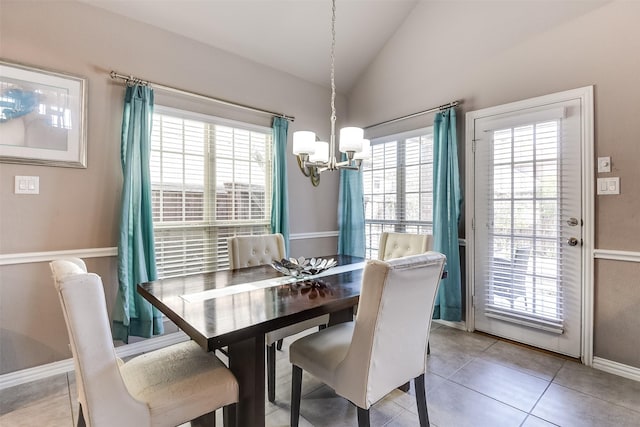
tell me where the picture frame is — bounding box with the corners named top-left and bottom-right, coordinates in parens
top-left (0, 59), bottom-right (87, 168)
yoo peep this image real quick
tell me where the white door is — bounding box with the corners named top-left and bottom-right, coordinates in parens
top-left (469, 88), bottom-right (592, 358)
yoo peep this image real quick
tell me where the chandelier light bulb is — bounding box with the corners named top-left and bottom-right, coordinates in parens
top-left (292, 131), bottom-right (317, 155)
top-left (310, 141), bottom-right (329, 163)
top-left (338, 127), bottom-right (364, 153)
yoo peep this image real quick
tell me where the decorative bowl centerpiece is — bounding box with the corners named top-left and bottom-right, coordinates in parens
top-left (271, 257), bottom-right (337, 278)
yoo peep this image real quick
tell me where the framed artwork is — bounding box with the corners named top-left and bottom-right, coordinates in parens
top-left (0, 60), bottom-right (87, 168)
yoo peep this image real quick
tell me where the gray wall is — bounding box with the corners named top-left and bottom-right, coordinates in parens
top-left (0, 0), bottom-right (341, 374)
top-left (348, 0), bottom-right (640, 368)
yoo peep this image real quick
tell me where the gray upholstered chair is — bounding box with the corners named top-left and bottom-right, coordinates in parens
top-left (226, 233), bottom-right (329, 402)
top-left (50, 258), bottom-right (238, 427)
top-left (289, 252), bottom-right (446, 427)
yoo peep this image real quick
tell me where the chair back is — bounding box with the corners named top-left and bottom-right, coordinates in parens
top-left (227, 233), bottom-right (286, 269)
top-left (50, 258), bottom-right (148, 426)
top-left (378, 232), bottom-right (432, 261)
top-left (335, 252), bottom-right (446, 408)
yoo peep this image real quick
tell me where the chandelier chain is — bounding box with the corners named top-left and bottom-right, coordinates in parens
top-left (330, 0), bottom-right (336, 127)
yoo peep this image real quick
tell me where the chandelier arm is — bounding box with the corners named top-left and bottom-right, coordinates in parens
top-left (310, 167), bottom-right (321, 186)
top-left (296, 156), bottom-right (312, 177)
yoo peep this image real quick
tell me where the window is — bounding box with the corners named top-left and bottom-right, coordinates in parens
top-left (150, 106), bottom-right (272, 278)
top-left (362, 128), bottom-right (433, 259)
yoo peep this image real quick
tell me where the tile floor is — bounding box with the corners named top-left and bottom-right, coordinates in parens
top-left (1, 324), bottom-right (639, 426)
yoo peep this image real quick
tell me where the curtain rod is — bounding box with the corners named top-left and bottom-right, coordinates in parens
top-left (109, 71), bottom-right (295, 122)
top-left (364, 100), bottom-right (461, 130)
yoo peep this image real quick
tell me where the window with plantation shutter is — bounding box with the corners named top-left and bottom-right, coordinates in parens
top-left (362, 127), bottom-right (433, 259)
top-left (150, 106), bottom-right (272, 278)
top-left (484, 117), bottom-right (565, 331)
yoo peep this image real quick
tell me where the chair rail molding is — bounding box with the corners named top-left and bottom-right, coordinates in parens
top-left (0, 247), bottom-right (118, 266)
top-left (593, 249), bottom-right (640, 263)
top-left (289, 231), bottom-right (339, 240)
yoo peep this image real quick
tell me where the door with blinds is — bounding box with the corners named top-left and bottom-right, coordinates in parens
top-left (470, 89), bottom-right (590, 357)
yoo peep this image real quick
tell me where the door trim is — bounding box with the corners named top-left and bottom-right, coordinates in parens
top-left (464, 86), bottom-right (594, 365)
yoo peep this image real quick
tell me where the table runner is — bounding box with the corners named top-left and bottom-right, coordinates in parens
top-left (181, 261), bottom-right (366, 303)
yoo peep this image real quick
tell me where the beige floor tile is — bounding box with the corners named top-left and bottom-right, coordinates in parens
top-left (521, 415), bottom-right (559, 427)
top-left (449, 358), bottom-right (550, 412)
top-left (0, 373), bottom-right (73, 427)
top-left (0, 373), bottom-right (69, 416)
top-left (553, 360), bottom-right (640, 412)
top-left (480, 340), bottom-right (565, 381)
top-left (426, 379), bottom-right (528, 427)
top-left (532, 383), bottom-right (640, 427)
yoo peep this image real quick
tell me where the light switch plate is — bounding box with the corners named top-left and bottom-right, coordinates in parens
top-left (597, 156), bottom-right (611, 173)
top-left (597, 177), bottom-right (620, 195)
top-left (15, 176), bottom-right (40, 195)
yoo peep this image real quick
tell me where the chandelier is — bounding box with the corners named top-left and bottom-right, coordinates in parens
top-left (292, 0), bottom-right (370, 186)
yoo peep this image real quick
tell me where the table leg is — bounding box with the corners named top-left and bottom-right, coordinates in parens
top-left (227, 334), bottom-right (266, 427)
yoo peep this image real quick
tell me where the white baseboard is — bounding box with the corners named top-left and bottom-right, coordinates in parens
top-left (0, 331), bottom-right (189, 390)
top-left (592, 357), bottom-right (640, 382)
top-left (433, 319), bottom-right (467, 331)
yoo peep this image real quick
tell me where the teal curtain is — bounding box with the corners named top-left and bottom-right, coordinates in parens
top-left (270, 117), bottom-right (290, 255)
top-left (338, 157), bottom-right (365, 257)
top-left (112, 85), bottom-right (163, 343)
top-left (432, 108), bottom-right (462, 321)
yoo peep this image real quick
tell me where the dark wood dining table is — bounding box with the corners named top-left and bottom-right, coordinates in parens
top-left (138, 254), bottom-right (364, 427)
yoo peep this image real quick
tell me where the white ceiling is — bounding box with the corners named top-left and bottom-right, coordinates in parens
top-left (79, 0), bottom-right (419, 93)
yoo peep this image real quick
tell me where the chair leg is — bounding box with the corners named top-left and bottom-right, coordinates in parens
top-left (356, 407), bottom-right (370, 427)
top-left (427, 340), bottom-right (431, 355)
top-left (414, 374), bottom-right (430, 427)
top-left (77, 403), bottom-right (86, 427)
top-left (222, 404), bottom-right (237, 427)
top-left (291, 365), bottom-right (303, 427)
top-left (267, 343), bottom-right (276, 402)
top-left (191, 411), bottom-right (216, 426)
top-left (276, 339), bottom-right (283, 351)
top-left (398, 382), bottom-right (411, 392)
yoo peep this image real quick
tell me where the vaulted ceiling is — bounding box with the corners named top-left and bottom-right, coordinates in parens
top-left (78, 0), bottom-right (419, 93)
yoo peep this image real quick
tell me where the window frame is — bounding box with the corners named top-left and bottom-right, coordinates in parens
top-left (150, 105), bottom-right (274, 278)
top-left (362, 126), bottom-right (434, 259)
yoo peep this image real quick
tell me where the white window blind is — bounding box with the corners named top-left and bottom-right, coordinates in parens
top-left (362, 128), bottom-right (433, 259)
top-left (150, 107), bottom-right (272, 278)
top-left (485, 119), bottom-right (564, 332)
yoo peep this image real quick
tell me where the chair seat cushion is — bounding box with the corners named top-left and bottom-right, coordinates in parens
top-left (266, 314), bottom-right (330, 345)
top-left (120, 340), bottom-right (238, 427)
top-left (289, 322), bottom-right (354, 387)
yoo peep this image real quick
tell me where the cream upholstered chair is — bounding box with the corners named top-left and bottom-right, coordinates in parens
top-left (289, 252), bottom-right (446, 427)
top-left (378, 231), bottom-right (434, 360)
top-left (50, 258), bottom-right (238, 427)
top-left (378, 231), bottom-right (433, 261)
top-left (227, 233), bottom-right (329, 402)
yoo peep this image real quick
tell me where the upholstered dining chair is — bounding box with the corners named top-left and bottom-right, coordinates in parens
top-left (378, 231), bottom-right (434, 359)
top-left (289, 252), bottom-right (446, 427)
top-left (377, 231), bottom-right (433, 261)
top-left (226, 233), bottom-right (329, 403)
top-left (50, 258), bottom-right (238, 427)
